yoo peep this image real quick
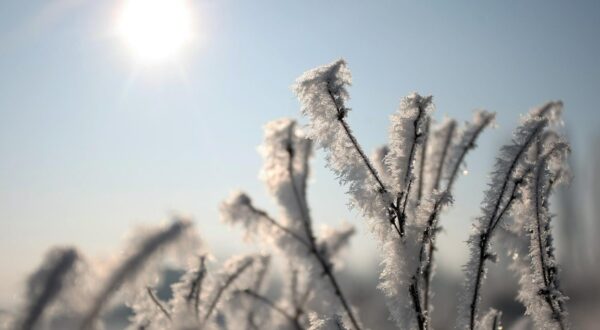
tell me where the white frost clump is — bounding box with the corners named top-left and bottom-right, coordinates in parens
top-left (220, 191), bottom-right (273, 242)
top-left (294, 59), bottom-right (391, 231)
top-left (293, 59), bottom-right (351, 148)
top-left (385, 93), bottom-right (434, 196)
top-left (529, 101), bottom-right (563, 126)
top-left (372, 145), bottom-right (391, 184)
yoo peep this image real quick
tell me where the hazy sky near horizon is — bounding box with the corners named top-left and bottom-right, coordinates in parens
top-left (1, 0), bottom-right (599, 307)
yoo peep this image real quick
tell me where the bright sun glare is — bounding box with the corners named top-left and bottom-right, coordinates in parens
top-left (117, 0), bottom-right (193, 64)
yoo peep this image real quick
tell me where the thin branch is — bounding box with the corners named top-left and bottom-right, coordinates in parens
top-left (532, 159), bottom-right (567, 330)
top-left (409, 277), bottom-right (426, 330)
top-left (146, 287), bottom-right (171, 321)
top-left (404, 193), bottom-right (448, 329)
top-left (417, 118), bottom-right (431, 202)
top-left (240, 289), bottom-right (303, 330)
top-left (203, 259), bottom-right (254, 323)
top-left (326, 88), bottom-right (405, 241)
top-left (433, 121), bottom-right (456, 191)
top-left (250, 206), bottom-right (312, 249)
top-left (286, 124), bottom-right (318, 247)
top-left (285, 130), bottom-right (362, 330)
top-left (327, 88), bottom-right (390, 196)
top-left (186, 255), bottom-right (206, 322)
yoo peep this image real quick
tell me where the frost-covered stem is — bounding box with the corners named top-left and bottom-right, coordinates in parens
top-left (469, 165), bottom-right (535, 330)
top-left (187, 255), bottom-right (206, 321)
top-left (252, 206), bottom-right (312, 249)
top-left (300, 140), bottom-right (313, 199)
top-left (284, 117), bottom-right (361, 330)
top-left (417, 118), bottom-right (431, 202)
top-left (146, 287), bottom-right (171, 321)
top-left (467, 119), bottom-right (545, 329)
top-left (470, 238), bottom-right (492, 329)
top-left (421, 116), bottom-right (491, 317)
top-left (532, 158), bottom-right (567, 330)
top-left (422, 242), bottom-right (435, 315)
top-left (422, 116), bottom-right (489, 313)
top-left (327, 89), bottom-right (390, 195)
top-left (433, 121), bottom-right (456, 191)
top-left (285, 126), bottom-right (317, 247)
top-left (203, 258), bottom-right (254, 323)
top-left (397, 102), bottom-right (428, 234)
top-left (241, 289), bottom-right (303, 330)
top-left (312, 251), bottom-right (361, 330)
top-left (446, 116), bottom-right (492, 192)
top-left (534, 166), bottom-right (553, 291)
top-left (416, 195), bottom-right (447, 323)
top-left (409, 276), bottom-right (426, 330)
top-left (246, 256), bottom-right (270, 329)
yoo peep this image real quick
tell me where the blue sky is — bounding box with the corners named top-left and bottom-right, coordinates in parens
top-left (0, 0), bottom-right (599, 307)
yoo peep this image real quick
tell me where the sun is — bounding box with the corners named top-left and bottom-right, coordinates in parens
top-left (117, 0), bottom-right (193, 64)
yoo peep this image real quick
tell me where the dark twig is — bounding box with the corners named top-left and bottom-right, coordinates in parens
top-left (203, 259), bottom-right (254, 323)
top-left (240, 289), bottom-right (303, 330)
top-left (327, 89), bottom-right (390, 195)
top-left (186, 255), bottom-right (206, 322)
top-left (409, 277), bottom-right (426, 330)
top-left (146, 287), bottom-right (171, 321)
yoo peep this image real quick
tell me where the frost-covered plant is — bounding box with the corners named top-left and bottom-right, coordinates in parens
top-left (220, 118), bottom-right (360, 330)
top-left (80, 218), bottom-right (200, 329)
top-left (294, 59), bottom-right (495, 330)
top-left (457, 101), bottom-right (567, 330)
top-left (9, 59), bottom-right (577, 330)
top-left (126, 252), bottom-right (269, 330)
top-left (510, 134), bottom-right (570, 330)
